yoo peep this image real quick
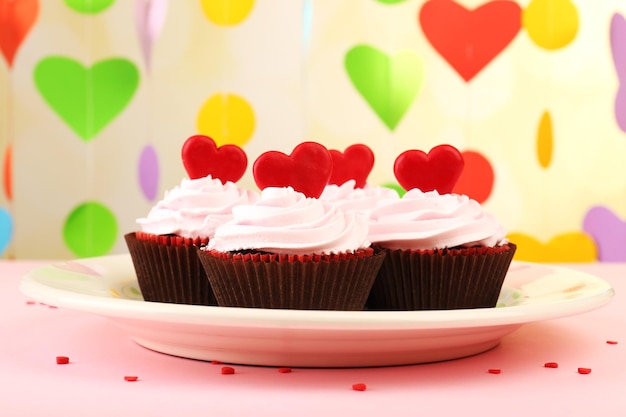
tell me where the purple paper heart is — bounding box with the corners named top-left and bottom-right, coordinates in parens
top-left (139, 144), bottom-right (159, 201)
top-left (135, 0), bottom-right (168, 73)
top-left (583, 205), bottom-right (626, 262)
top-left (610, 13), bottom-right (626, 132)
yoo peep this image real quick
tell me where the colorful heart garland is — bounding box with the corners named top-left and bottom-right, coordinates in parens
top-left (328, 144), bottom-right (375, 189)
top-left (393, 144), bottom-right (464, 194)
top-left (181, 135), bottom-right (247, 183)
top-left (253, 142), bottom-right (333, 198)
top-left (419, 0), bottom-right (521, 82)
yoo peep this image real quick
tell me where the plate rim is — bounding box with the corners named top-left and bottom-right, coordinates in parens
top-left (19, 254), bottom-right (615, 331)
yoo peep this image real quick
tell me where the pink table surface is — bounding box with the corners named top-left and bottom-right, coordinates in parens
top-left (1, 260), bottom-right (624, 416)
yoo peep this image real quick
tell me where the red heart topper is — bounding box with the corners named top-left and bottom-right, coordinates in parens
top-left (253, 142), bottom-right (333, 198)
top-left (328, 144), bottom-right (375, 189)
top-left (181, 135), bottom-right (247, 184)
top-left (394, 144), bottom-right (464, 194)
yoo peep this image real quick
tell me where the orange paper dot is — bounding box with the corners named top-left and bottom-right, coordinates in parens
top-left (3, 145), bottom-right (12, 201)
top-left (537, 111), bottom-right (553, 169)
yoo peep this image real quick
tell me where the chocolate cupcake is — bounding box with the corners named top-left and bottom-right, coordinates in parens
top-left (198, 186), bottom-right (385, 310)
top-left (125, 135), bottom-right (257, 305)
top-left (365, 145), bottom-right (516, 310)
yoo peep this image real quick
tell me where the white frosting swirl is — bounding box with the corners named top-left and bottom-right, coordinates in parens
top-left (207, 187), bottom-right (371, 255)
top-left (319, 180), bottom-right (400, 214)
top-left (368, 189), bottom-right (507, 250)
top-left (137, 175), bottom-right (259, 239)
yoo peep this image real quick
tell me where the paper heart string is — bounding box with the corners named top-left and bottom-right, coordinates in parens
top-left (610, 13), bottom-right (626, 132)
top-left (135, 0), bottom-right (168, 73)
top-left (0, 0), bottom-right (39, 68)
top-left (506, 232), bottom-right (597, 262)
top-left (583, 206), bottom-right (626, 262)
top-left (452, 150), bottom-right (494, 203)
top-left (253, 142), bottom-right (333, 198)
top-left (328, 144), bottom-right (374, 189)
top-left (419, 0), bottom-right (521, 82)
top-left (393, 144), bottom-right (464, 194)
top-left (181, 135), bottom-right (247, 183)
top-left (34, 57), bottom-right (139, 141)
top-left (345, 45), bottom-right (424, 130)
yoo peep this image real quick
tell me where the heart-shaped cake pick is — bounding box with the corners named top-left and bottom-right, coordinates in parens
top-left (181, 135), bottom-right (248, 183)
top-left (393, 144), bottom-right (464, 194)
top-left (253, 142), bottom-right (333, 198)
top-left (328, 144), bottom-right (375, 189)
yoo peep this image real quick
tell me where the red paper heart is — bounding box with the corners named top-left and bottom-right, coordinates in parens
top-left (0, 0), bottom-right (39, 68)
top-left (393, 144), bottom-right (464, 193)
top-left (452, 150), bottom-right (494, 203)
top-left (181, 135), bottom-right (247, 183)
top-left (253, 142), bottom-right (332, 198)
top-left (329, 144), bottom-right (375, 189)
top-left (419, 0), bottom-right (521, 82)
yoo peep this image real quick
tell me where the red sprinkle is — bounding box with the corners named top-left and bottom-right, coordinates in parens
top-left (487, 369), bottom-right (501, 374)
top-left (607, 341), bottom-right (618, 345)
top-left (578, 368), bottom-right (592, 374)
top-left (211, 360), bottom-right (223, 365)
top-left (278, 368), bottom-right (292, 373)
top-left (124, 376), bottom-right (138, 382)
top-left (544, 362), bottom-right (559, 368)
top-left (25, 300), bottom-right (36, 305)
top-left (56, 356), bottom-right (70, 365)
top-left (221, 366), bottom-right (235, 375)
top-left (352, 383), bottom-right (367, 391)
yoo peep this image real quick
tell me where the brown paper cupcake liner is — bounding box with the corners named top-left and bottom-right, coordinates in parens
top-left (124, 232), bottom-right (217, 306)
top-left (197, 248), bottom-right (386, 310)
top-left (366, 243), bottom-right (517, 311)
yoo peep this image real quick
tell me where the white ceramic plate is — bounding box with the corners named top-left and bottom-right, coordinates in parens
top-left (20, 255), bottom-right (614, 367)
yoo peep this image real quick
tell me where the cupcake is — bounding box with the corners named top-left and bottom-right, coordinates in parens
top-left (197, 142), bottom-right (386, 310)
top-left (125, 135), bottom-right (257, 305)
top-left (366, 145), bottom-right (516, 310)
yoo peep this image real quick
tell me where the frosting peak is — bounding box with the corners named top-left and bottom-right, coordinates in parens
top-left (207, 187), bottom-right (371, 255)
top-left (368, 189), bottom-right (507, 250)
top-left (137, 175), bottom-right (258, 239)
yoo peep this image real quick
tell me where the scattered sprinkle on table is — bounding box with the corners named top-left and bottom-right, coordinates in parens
top-left (578, 368), bottom-right (592, 375)
top-left (221, 366), bottom-right (235, 375)
top-left (277, 368), bottom-right (292, 373)
top-left (25, 300), bottom-right (36, 305)
top-left (487, 369), bottom-right (501, 374)
top-left (544, 362), bottom-right (559, 368)
top-left (56, 356), bottom-right (69, 365)
top-left (124, 376), bottom-right (138, 382)
top-left (352, 383), bottom-right (367, 391)
top-left (607, 340), bottom-right (618, 345)
top-left (211, 360), bottom-right (222, 365)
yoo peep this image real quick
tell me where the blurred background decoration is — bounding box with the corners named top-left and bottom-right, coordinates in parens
top-left (1, 0), bottom-right (625, 262)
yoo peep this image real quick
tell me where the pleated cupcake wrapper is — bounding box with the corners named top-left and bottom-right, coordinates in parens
top-left (124, 232), bottom-right (217, 306)
top-left (197, 248), bottom-right (386, 310)
top-left (366, 243), bottom-right (517, 311)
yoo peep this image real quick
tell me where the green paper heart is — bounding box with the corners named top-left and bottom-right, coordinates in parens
top-left (64, 0), bottom-right (115, 14)
top-left (34, 56), bottom-right (139, 142)
top-left (345, 45), bottom-right (424, 130)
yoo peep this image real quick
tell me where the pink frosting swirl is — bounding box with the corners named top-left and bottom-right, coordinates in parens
top-left (206, 187), bottom-right (371, 255)
top-left (368, 189), bottom-right (507, 250)
top-left (319, 180), bottom-right (400, 214)
top-left (137, 175), bottom-right (258, 239)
